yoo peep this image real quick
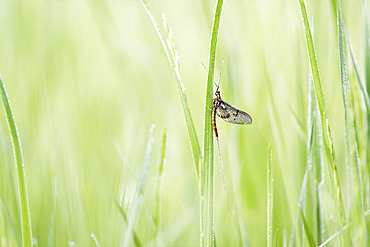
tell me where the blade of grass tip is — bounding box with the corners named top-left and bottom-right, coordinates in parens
top-left (298, 0), bottom-right (327, 130)
top-left (139, 0), bottom-right (201, 178)
top-left (153, 128), bottom-right (167, 240)
top-left (337, 3), bottom-right (367, 244)
top-left (0, 74), bottom-right (32, 247)
top-left (267, 144), bottom-right (273, 247)
top-left (298, 0), bottom-right (346, 227)
top-left (112, 194), bottom-right (143, 247)
top-left (90, 233), bottom-right (101, 247)
top-left (201, 0), bottom-right (224, 246)
top-left (122, 125), bottom-right (155, 247)
top-left (299, 207), bottom-right (317, 247)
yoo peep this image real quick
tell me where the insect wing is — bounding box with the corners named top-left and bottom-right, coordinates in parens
top-left (216, 101), bottom-right (252, 125)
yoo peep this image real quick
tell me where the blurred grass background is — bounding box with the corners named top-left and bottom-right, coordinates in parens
top-left (0, 0), bottom-right (368, 246)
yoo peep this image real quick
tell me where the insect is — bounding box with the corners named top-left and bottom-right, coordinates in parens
top-left (210, 64), bottom-right (252, 218)
top-left (212, 76), bottom-right (252, 138)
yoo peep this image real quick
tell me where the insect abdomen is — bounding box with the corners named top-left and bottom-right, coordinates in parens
top-left (212, 100), bottom-right (219, 138)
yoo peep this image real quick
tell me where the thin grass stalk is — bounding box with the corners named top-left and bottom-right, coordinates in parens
top-left (153, 128), bottom-right (167, 240)
top-left (139, 0), bottom-right (201, 177)
top-left (201, 0), bottom-right (224, 246)
top-left (113, 195), bottom-right (143, 247)
top-left (337, 2), bottom-right (367, 244)
top-left (122, 125), bottom-right (155, 247)
top-left (0, 75), bottom-right (32, 247)
top-left (309, 71), bottom-right (325, 244)
top-left (267, 144), bottom-right (273, 247)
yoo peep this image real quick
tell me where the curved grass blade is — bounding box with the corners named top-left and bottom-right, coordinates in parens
top-left (0, 74), bottom-right (32, 247)
top-left (139, 0), bottom-right (201, 178)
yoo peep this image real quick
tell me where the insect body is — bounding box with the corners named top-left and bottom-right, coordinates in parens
top-left (212, 86), bottom-right (252, 138)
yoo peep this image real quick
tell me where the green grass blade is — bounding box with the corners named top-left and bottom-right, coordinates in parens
top-left (153, 128), bottom-right (167, 238)
top-left (139, 0), bottom-right (201, 177)
top-left (0, 74), bottom-right (32, 247)
top-left (338, 2), bottom-right (362, 175)
top-left (337, 2), bottom-right (367, 244)
top-left (298, 0), bottom-right (346, 227)
top-left (299, 207), bottom-right (317, 247)
top-left (201, 0), bottom-right (224, 246)
top-left (308, 71), bottom-right (324, 244)
top-left (122, 125), bottom-right (155, 247)
top-left (113, 195), bottom-right (143, 247)
top-left (298, 0), bottom-right (327, 119)
top-left (267, 144), bottom-right (273, 247)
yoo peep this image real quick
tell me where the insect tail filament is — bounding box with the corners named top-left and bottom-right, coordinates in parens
top-left (215, 135), bottom-right (234, 220)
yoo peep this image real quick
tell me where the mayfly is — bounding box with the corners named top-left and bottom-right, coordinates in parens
top-left (209, 62), bottom-right (252, 218)
top-left (212, 75), bottom-right (252, 138)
